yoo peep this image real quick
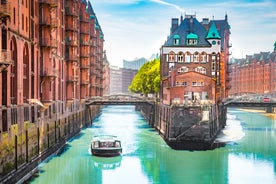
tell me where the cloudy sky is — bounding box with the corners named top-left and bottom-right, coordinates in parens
top-left (90, 0), bottom-right (276, 67)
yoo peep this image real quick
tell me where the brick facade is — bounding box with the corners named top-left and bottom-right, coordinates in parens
top-left (160, 14), bottom-right (231, 105)
top-left (228, 50), bottom-right (276, 96)
top-left (0, 0), bottom-right (104, 165)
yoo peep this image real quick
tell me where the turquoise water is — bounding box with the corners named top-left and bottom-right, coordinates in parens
top-left (30, 106), bottom-right (276, 184)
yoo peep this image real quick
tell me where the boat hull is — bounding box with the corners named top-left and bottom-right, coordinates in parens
top-left (91, 147), bottom-right (122, 157)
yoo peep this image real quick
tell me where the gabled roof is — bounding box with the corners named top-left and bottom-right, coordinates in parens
top-left (164, 16), bottom-right (210, 47)
top-left (163, 15), bottom-right (230, 48)
top-left (206, 21), bottom-right (221, 39)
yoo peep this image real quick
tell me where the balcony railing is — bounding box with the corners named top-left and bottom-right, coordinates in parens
top-left (40, 17), bottom-right (58, 28)
top-left (80, 39), bottom-right (90, 46)
top-left (80, 15), bottom-right (90, 23)
top-left (65, 38), bottom-right (78, 47)
top-left (80, 62), bottom-right (89, 69)
top-left (42, 68), bottom-right (58, 76)
top-left (40, 38), bottom-right (58, 48)
top-left (65, 51), bottom-right (78, 62)
top-left (65, 7), bottom-right (78, 17)
top-left (39, 0), bottom-right (58, 7)
top-left (67, 76), bottom-right (78, 82)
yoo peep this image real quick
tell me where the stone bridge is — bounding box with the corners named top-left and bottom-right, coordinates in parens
top-left (85, 94), bottom-right (156, 106)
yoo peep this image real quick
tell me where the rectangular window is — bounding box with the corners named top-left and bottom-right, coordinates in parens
top-left (22, 14), bottom-right (24, 30)
top-left (183, 82), bottom-right (188, 86)
top-left (26, 17), bottom-right (28, 32)
top-left (192, 82), bottom-right (197, 86)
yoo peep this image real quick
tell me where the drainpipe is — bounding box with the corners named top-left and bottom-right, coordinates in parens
top-left (18, 0), bottom-right (20, 33)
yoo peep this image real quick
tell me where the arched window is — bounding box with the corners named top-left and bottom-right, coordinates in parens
top-left (193, 52), bottom-right (199, 62)
top-left (185, 52), bottom-right (191, 63)
top-left (178, 52), bottom-right (184, 63)
top-left (169, 51), bottom-right (175, 62)
top-left (10, 36), bottom-right (18, 105)
top-left (178, 66), bottom-right (189, 73)
top-left (201, 52), bottom-right (208, 63)
top-left (195, 66), bottom-right (206, 75)
top-left (23, 43), bottom-right (29, 103)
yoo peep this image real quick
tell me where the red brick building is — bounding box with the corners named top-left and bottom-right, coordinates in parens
top-left (0, 0), bottom-right (104, 159)
top-left (160, 14), bottom-right (231, 105)
top-left (228, 44), bottom-right (276, 96)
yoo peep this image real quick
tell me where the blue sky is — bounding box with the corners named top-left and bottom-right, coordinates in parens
top-left (91, 0), bottom-right (276, 67)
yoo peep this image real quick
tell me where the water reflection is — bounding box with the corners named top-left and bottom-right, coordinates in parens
top-left (92, 156), bottom-right (122, 170)
top-left (30, 106), bottom-right (276, 184)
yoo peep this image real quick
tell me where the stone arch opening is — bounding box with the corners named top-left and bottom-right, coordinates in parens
top-left (23, 43), bottom-right (30, 103)
top-left (10, 36), bottom-right (17, 104)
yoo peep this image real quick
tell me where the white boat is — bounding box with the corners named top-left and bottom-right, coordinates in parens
top-left (91, 135), bottom-right (122, 157)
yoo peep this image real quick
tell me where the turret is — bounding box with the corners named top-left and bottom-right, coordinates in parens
top-left (206, 21), bottom-right (221, 48)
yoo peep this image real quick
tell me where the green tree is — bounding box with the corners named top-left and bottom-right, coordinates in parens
top-left (129, 58), bottom-right (160, 96)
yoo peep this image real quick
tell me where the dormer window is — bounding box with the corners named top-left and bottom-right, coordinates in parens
top-left (173, 35), bottom-right (180, 45)
top-left (186, 33), bottom-right (198, 46)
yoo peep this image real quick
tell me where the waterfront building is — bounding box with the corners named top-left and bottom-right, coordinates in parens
top-left (160, 14), bottom-right (231, 105)
top-left (228, 44), bottom-right (276, 96)
top-left (102, 50), bottom-right (110, 96)
top-left (0, 0), bottom-right (104, 175)
top-left (122, 57), bottom-right (145, 94)
top-left (109, 66), bottom-right (122, 94)
top-left (123, 57), bottom-right (147, 70)
top-left (121, 68), bottom-right (137, 94)
top-left (110, 57), bottom-right (150, 94)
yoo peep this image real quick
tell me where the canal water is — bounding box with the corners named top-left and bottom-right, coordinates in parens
top-left (30, 106), bottom-right (276, 184)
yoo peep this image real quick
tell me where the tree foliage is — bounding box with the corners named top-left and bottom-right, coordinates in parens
top-left (128, 58), bottom-right (160, 96)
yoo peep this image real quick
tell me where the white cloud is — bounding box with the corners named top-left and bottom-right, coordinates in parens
top-left (150, 0), bottom-right (185, 13)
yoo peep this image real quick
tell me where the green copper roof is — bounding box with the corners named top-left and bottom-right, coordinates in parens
top-left (173, 34), bottom-right (180, 39)
top-left (274, 41), bottom-right (276, 51)
top-left (206, 21), bottom-right (221, 39)
top-left (186, 33), bottom-right (198, 39)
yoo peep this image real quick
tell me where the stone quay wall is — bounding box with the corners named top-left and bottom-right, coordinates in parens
top-left (0, 103), bottom-right (101, 184)
top-left (139, 102), bottom-right (227, 150)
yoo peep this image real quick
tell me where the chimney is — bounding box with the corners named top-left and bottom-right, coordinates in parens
top-left (171, 18), bottom-right (179, 34)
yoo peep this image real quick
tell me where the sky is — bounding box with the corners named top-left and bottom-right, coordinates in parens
top-left (90, 0), bottom-right (276, 67)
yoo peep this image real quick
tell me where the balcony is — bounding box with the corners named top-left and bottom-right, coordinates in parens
top-left (0, 2), bottom-right (11, 19)
top-left (81, 79), bottom-right (89, 85)
top-left (40, 38), bottom-right (58, 48)
top-left (65, 7), bottom-right (78, 17)
top-left (80, 53), bottom-right (90, 58)
top-left (39, 0), bottom-right (58, 7)
top-left (80, 62), bottom-right (89, 69)
top-left (40, 17), bottom-right (58, 28)
top-left (65, 53), bottom-right (78, 62)
top-left (0, 50), bottom-right (13, 72)
top-left (67, 75), bottom-right (78, 83)
top-left (41, 68), bottom-right (57, 80)
top-left (65, 23), bottom-right (78, 32)
top-left (80, 39), bottom-right (90, 46)
top-left (80, 15), bottom-right (90, 23)
top-left (65, 38), bottom-right (78, 47)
